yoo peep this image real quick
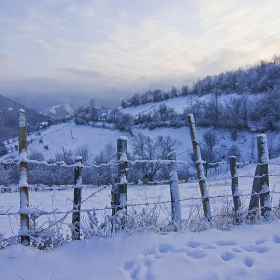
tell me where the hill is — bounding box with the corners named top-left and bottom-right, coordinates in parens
top-left (0, 94), bottom-right (50, 140)
top-left (115, 56), bottom-right (280, 132)
top-left (40, 104), bottom-right (74, 119)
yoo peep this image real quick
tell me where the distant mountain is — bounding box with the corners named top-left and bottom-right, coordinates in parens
top-left (40, 104), bottom-right (74, 119)
top-left (0, 94), bottom-right (50, 140)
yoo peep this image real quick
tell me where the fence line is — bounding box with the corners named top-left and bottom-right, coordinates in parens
top-left (1, 153), bottom-right (280, 169)
top-left (1, 189), bottom-right (280, 217)
top-left (0, 110), bottom-right (280, 246)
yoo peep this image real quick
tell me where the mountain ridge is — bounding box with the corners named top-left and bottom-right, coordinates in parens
top-left (0, 94), bottom-right (50, 140)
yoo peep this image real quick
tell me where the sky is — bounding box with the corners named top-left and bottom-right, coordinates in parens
top-left (0, 0), bottom-right (280, 108)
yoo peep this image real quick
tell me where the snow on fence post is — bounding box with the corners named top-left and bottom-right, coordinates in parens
top-left (18, 109), bottom-right (30, 245)
top-left (248, 134), bottom-right (271, 220)
top-left (187, 114), bottom-right (212, 221)
top-left (168, 151), bottom-right (181, 225)
top-left (111, 136), bottom-right (128, 216)
top-left (229, 156), bottom-right (242, 224)
top-left (257, 134), bottom-right (271, 218)
top-left (72, 156), bottom-right (83, 240)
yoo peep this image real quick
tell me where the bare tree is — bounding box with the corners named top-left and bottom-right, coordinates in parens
top-left (131, 133), bottom-right (180, 183)
top-left (75, 145), bottom-right (92, 164)
top-left (201, 129), bottom-right (220, 176)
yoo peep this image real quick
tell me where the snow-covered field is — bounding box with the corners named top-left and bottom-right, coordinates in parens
top-left (1, 156), bottom-right (280, 279)
top-left (1, 117), bottom-right (280, 279)
top-left (4, 120), bottom-right (272, 164)
top-left (1, 219), bottom-right (280, 279)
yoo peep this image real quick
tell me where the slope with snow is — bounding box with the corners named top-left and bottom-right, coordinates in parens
top-left (40, 104), bottom-right (75, 119)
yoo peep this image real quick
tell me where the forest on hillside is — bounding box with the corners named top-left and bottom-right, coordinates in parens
top-left (73, 55), bottom-right (280, 133)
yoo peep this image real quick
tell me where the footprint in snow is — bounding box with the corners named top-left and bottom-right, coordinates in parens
top-left (187, 240), bottom-right (201, 248)
top-left (187, 249), bottom-right (206, 259)
top-left (241, 244), bottom-right (270, 254)
top-left (272, 234), bottom-right (280, 244)
top-left (203, 244), bottom-right (216, 250)
top-left (123, 260), bottom-right (139, 280)
top-left (255, 238), bottom-right (266, 245)
top-left (232, 248), bottom-right (242, 253)
top-left (216, 240), bottom-right (237, 246)
top-left (243, 257), bottom-right (255, 268)
top-left (220, 251), bottom-right (235, 261)
top-left (158, 243), bottom-right (176, 253)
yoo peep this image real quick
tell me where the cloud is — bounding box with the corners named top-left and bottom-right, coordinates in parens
top-left (0, 53), bottom-right (8, 62)
top-left (1, 0), bottom-right (280, 106)
top-left (60, 67), bottom-right (102, 78)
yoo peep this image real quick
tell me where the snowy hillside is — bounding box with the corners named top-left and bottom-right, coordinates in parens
top-left (3, 120), bottom-right (270, 164)
top-left (120, 95), bottom-right (190, 116)
top-left (40, 104), bottom-right (74, 119)
top-left (120, 93), bottom-right (259, 117)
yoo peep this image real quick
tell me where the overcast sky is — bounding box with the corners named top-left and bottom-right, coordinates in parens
top-left (1, 0), bottom-right (280, 104)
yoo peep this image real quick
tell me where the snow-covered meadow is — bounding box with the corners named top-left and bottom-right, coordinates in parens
top-left (1, 151), bottom-right (280, 279)
top-left (1, 118), bottom-right (280, 279)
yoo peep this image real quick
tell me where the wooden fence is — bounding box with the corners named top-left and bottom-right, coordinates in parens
top-left (1, 110), bottom-right (275, 244)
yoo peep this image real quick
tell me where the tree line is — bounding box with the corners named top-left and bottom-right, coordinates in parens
top-left (73, 55), bottom-right (280, 133)
top-left (122, 55), bottom-right (280, 107)
top-left (0, 133), bottom-right (188, 187)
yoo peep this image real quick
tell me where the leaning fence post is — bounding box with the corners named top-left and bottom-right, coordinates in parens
top-left (248, 164), bottom-right (261, 220)
top-left (111, 136), bottom-right (128, 216)
top-left (229, 156), bottom-right (242, 224)
top-left (18, 109), bottom-right (30, 245)
top-left (72, 156), bottom-right (83, 240)
top-left (168, 151), bottom-right (181, 225)
top-left (257, 134), bottom-right (271, 218)
top-left (187, 114), bottom-right (212, 221)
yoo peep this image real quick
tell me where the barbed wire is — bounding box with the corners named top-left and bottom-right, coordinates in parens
top-left (1, 155), bottom-right (280, 168)
top-left (1, 189), bottom-right (280, 217)
top-left (1, 171), bottom-right (280, 191)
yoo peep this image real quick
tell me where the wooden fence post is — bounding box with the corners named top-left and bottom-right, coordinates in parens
top-left (257, 134), bottom-right (271, 218)
top-left (248, 134), bottom-right (271, 220)
top-left (248, 164), bottom-right (260, 219)
top-left (72, 156), bottom-right (83, 240)
top-left (111, 136), bottom-right (128, 216)
top-left (229, 156), bottom-right (242, 224)
top-left (187, 114), bottom-right (212, 221)
top-left (18, 109), bottom-right (30, 245)
top-left (168, 151), bottom-right (181, 224)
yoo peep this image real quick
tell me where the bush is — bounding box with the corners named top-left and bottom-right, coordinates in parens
top-left (0, 141), bottom-right (8, 157)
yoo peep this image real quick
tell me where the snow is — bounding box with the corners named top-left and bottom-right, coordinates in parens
top-left (18, 168), bottom-right (28, 188)
top-left (18, 149), bottom-right (28, 163)
top-left (1, 157), bottom-right (280, 278)
top-left (1, 106), bottom-right (280, 278)
top-left (0, 223), bottom-right (280, 279)
top-left (18, 109), bottom-right (26, 128)
top-left (119, 136), bottom-right (128, 141)
top-left (258, 134), bottom-right (269, 164)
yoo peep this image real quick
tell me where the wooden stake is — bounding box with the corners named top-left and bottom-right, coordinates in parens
top-left (257, 134), bottom-right (271, 217)
top-left (248, 134), bottom-right (271, 220)
top-left (248, 165), bottom-right (260, 219)
top-left (229, 156), bottom-right (242, 224)
top-left (72, 156), bottom-right (83, 240)
top-left (18, 109), bottom-right (30, 245)
top-left (168, 151), bottom-right (181, 224)
top-left (111, 137), bottom-right (128, 216)
top-left (187, 114), bottom-right (212, 221)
